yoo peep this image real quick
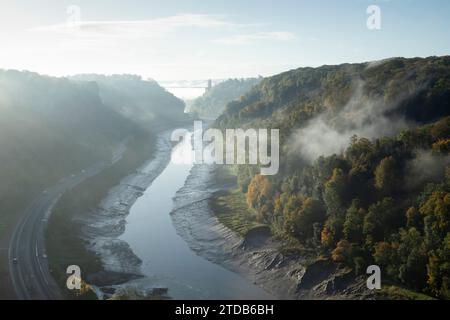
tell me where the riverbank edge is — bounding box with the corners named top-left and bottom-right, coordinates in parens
top-left (46, 131), bottom-right (175, 299)
top-left (204, 167), bottom-right (435, 300)
top-left (205, 167), bottom-right (369, 300)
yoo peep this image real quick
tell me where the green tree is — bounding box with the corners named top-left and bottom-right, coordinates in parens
top-left (345, 136), bottom-right (374, 167)
top-left (363, 198), bottom-right (398, 245)
top-left (374, 241), bottom-right (398, 279)
top-left (397, 228), bottom-right (428, 290)
top-left (323, 168), bottom-right (347, 216)
top-left (420, 191), bottom-right (450, 250)
top-left (343, 199), bottom-right (365, 243)
top-left (374, 156), bottom-right (400, 196)
top-left (406, 207), bottom-right (422, 230)
top-left (427, 233), bottom-right (450, 299)
top-left (285, 198), bottom-right (325, 241)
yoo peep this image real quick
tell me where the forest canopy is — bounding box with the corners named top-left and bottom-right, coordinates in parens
top-left (216, 56), bottom-right (450, 299)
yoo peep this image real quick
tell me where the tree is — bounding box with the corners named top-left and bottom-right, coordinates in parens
top-left (373, 241), bottom-right (398, 279)
top-left (284, 198), bottom-right (325, 241)
top-left (397, 228), bottom-right (428, 290)
top-left (321, 213), bottom-right (346, 248)
top-left (323, 168), bottom-right (348, 216)
top-left (406, 207), bottom-right (422, 230)
top-left (363, 198), bottom-right (398, 245)
top-left (374, 156), bottom-right (400, 196)
top-left (332, 240), bottom-right (353, 265)
top-left (432, 139), bottom-right (450, 154)
top-left (321, 225), bottom-right (334, 248)
top-left (427, 233), bottom-right (450, 299)
top-left (345, 136), bottom-right (374, 167)
top-left (445, 166), bottom-right (450, 185)
top-left (420, 191), bottom-right (450, 250)
top-left (343, 199), bottom-right (365, 243)
top-left (419, 191), bottom-right (450, 298)
top-left (430, 116), bottom-right (450, 141)
top-left (247, 174), bottom-right (272, 213)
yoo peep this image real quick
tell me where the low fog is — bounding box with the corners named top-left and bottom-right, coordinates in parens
top-left (289, 79), bottom-right (415, 162)
top-left (406, 150), bottom-right (450, 189)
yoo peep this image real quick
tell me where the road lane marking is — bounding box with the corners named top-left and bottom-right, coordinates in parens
top-left (37, 258), bottom-right (49, 286)
top-left (8, 155), bottom-right (119, 300)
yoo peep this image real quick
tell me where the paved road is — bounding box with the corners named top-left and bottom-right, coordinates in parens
top-left (8, 141), bottom-right (128, 300)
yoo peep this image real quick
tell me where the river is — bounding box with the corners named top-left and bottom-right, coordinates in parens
top-left (119, 132), bottom-right (273, 300)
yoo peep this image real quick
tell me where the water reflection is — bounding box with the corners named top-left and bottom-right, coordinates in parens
top-left (120, 132), bottom-right (273, 299)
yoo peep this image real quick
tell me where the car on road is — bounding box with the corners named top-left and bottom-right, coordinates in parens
top-left (12, 258), bottom-right (18, 265)
top-left (42, 254), bottom-right (48, 259)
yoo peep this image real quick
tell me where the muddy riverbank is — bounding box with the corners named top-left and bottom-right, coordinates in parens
top-left (78, 132), bottom-right (173, 296)
top-left (79, 130), bottom-right (374, 300)
top-left (80, 131), bottom-right (273, 299)
top-left (171, 164), bottom-right (376, 300)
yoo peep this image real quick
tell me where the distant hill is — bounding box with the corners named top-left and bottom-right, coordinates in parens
top-left (71, 74), bottom-right (189, 130)
top-left (0, 70), bottom-right (187, 235)
top-left (218, 57), bottom-right (450, 137)
top-left (189, 78), bottom-right (262, 119)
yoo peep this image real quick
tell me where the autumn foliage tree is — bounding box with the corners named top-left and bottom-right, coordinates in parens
top-left (219, 58), bottom-right (450, 298)
top-left (285, 198), bottom-right (325, 241)
top-left (246, 174), bottom-right (273, 221)
top-left (420, 191), bottom-right (450, 298)
top-left (374, 156), bottom-right (400, 196)
top-left (331, 240), bottom-right (353, 265)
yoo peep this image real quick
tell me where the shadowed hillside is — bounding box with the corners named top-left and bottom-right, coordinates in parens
top-left (0, 70), bottom-right (187, 238)
top-left (190, 78), bottom-right (262, 119)
top-left (71, 74), bottom-right (188, 129)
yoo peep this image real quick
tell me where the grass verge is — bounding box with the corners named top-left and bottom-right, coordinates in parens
top-left (210, 166), bottom-right (267, 237)
top-left (377, 285), bottom-right (436, 300)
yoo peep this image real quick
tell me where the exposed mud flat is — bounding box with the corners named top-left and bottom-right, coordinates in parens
top-left (171, 164), bottom-right (375, 300)
top-left (115, 131), bottom-right (273, 300)
top-left (171, 165), bottom-right (240, 263)
top-left (78, 130), bottom-right (373, 300)
top-left (79, 132), bottom-right (173, 290)
top-left (170, 164), bottom-right (299, 299)
top-left (79, 131), bottom-right (272, 300)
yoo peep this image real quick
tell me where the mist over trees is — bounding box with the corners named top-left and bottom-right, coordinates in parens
top-left (217, 56), bottom-right (450, 298)
top-left (0, 70), bottom-right (187, 236)
top-left (70, 74), bottom-right (188, 129)
top-left (189, 78), bottom-right (262, 119)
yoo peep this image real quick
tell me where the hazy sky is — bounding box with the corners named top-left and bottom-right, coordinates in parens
top-left (0, 0), bottom-right (449, 81)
